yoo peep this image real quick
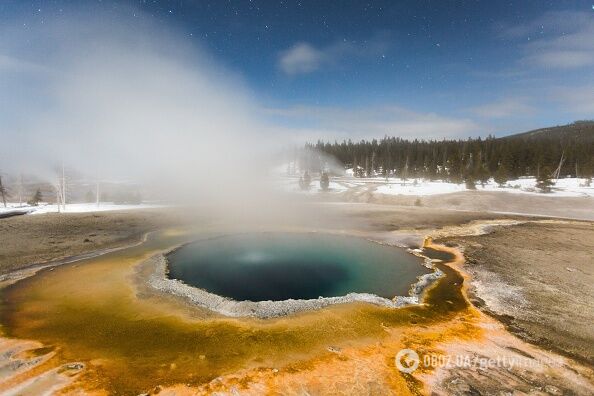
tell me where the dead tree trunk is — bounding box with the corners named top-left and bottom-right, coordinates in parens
top-left (0, 176), bottom-right (7, 208)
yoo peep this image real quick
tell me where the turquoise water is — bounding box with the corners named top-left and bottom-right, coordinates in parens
top-left (167, 233), bottom-right (430, 301)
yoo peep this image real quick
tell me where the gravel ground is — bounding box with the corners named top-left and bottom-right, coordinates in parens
top-left (0, 209), bottom-right (187, 274)
top-left (444, 220), bottom-right (594, 364)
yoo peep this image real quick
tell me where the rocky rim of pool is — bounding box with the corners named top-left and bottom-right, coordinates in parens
top-left (137, 232), bottom-right (444, 318)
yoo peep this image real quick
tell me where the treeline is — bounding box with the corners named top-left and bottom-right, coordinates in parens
top-left (301, 123), bottom-right (594, 185)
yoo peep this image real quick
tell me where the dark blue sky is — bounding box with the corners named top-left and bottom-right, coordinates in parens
top-left (2, 0), bottom-right (594, 139)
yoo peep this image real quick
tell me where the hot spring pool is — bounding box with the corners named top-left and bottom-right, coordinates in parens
top-left (166, 233), bottom-right (430, 302)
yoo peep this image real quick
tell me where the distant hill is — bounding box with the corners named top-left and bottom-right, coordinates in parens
top-left (502, 121), bottom-right (594, 142)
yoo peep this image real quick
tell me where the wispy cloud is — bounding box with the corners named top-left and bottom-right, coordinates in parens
top-left (266, 105), bottom-right (485, 140)
top-left (278, 43), bottom-right (325, 75)
top-left (552, 85), bottom-right (594, 114)
top-left (470, 98), bottom-right (535, 119)
top-left (277, 36), bottom-right (388, 75)
top-left (526, 49), bottom-right (594, 69)
top-left (503, 10), bottom-right (594, 69)
top-left (0, 54), bottom-right (47, 73)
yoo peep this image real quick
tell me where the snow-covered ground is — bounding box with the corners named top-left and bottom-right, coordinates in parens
top-left (373, 177), bottom-right (594, 197)
top-left (274, 177), bottom-right (352, 194)
top-left (278, 174), bottom-right (594, 197)
top-left (3, 176), bottom-right (590, 218)
top-left (0, 202), bottom-right (164, 216)
top-left (374, 180), bottom-right (466, 196)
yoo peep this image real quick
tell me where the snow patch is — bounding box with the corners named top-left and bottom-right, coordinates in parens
top-left (363, 177), bottom-right (594, 197)
top-left (0, 202), bottom-right (164, 215)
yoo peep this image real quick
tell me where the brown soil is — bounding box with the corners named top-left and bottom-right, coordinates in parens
top-left (0, 209), bottom-right (189, 274)
top-left (444, 221), bottom-right (594, 365)
top-left (339, 188), bottom-right (594, 221)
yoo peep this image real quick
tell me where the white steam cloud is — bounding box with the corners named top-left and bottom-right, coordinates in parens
top-left (0, 7), bottom-right (282, 205)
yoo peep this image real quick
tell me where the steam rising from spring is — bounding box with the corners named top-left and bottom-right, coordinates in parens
top-left (0, 7), bottom-right (288, 208)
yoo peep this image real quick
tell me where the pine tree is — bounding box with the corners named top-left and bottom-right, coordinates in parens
top-left (582, 159), bottom-right (593, 186)
top-left (464, 173), bottom-right (477, 190)
top-left (382, 155), bottom-right (390, 180)
top-left (320, 172), bottom-right (330, 191)
top-left (299, 171), bottom-right (312, 190)
top-left (448, 150), bottom-right (463, 183)
top-left (303, 124), bottom-right (594, 185)
top-left (463, 152), bottom-right (477, 190)
top-left (476, 164), bottom-right (490, 187)
top-left (494, 164), bottom-right (509, 187)
top-left (401, 156), bottom-right (409, 185)
top-left (473, 151), bottom-right (490, 187)
top-left (357, 157), bottom-right (365, 177)
top-left (28, 189), bottom-right (42, 206)
top-left (536, 167), bottom-right (554, 193)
